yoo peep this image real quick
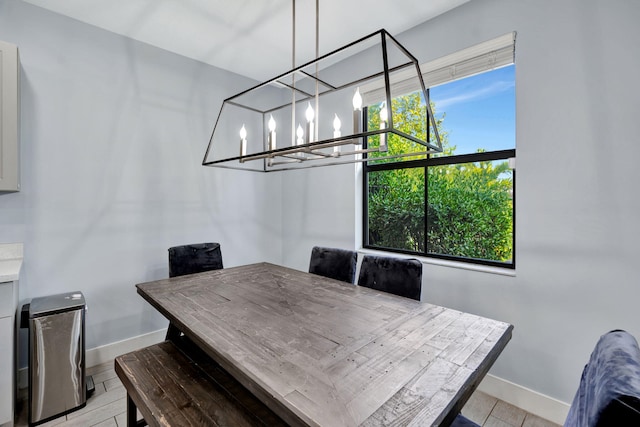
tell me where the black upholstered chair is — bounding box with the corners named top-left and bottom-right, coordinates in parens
top-left (308, 246), bottom-right (358, 284)
top-left (564, 329), bottom-right (640, 426)
top-left (357, 255), bottom-right (422, 301)
top-left (450, 414), bottom-right (479, 426)
top-left (166, 243), bottom-right (223, 340)
top-left (168, 242), bottom-right (223, 278)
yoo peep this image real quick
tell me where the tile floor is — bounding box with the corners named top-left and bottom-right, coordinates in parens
top-left (14, 361), bottom-right (561, 427)
top-left (460, 390), bottom-right (560, 427)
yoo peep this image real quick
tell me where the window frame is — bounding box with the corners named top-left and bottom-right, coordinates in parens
top-left (362, 145), bottom-right (516, 269)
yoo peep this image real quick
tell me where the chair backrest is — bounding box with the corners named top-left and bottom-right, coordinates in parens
top-left (357, 255), bottom-right (422, 301)
top-left (564, 330), bottom-right (640, 427)
top-left (168, 243), bottom-right (223, 278)
top-left (308, 246), bottom-right (357, 284)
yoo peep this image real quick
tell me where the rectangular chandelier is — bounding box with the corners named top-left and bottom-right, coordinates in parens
top-left (202, 29), bottom-right (442, 172)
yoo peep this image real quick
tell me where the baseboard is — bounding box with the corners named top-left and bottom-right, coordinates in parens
top-left (86, 328), bottom-right (166, 368)
top-left (478, 373), bottom-right (570, 425)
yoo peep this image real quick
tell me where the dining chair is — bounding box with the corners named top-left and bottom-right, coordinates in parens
top-left (450, 414), bottom-right (479, 426)
top-left (168, 242), bottom-right (223, 278)
top-left (564, 329), bottom-right (640, 426)
top-left (166, 242), bottom-right (223, 340)
top-left (308, 246), bottom-right (358, 284)
top-left (357, 255), bottom-right (422, 300)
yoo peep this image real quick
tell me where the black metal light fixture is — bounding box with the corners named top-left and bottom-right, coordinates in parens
top-left (202, 1), bottom-right (442, 172)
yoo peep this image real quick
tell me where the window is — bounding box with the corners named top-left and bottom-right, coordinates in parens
top-left (363, 34), bottom-right (516, 268)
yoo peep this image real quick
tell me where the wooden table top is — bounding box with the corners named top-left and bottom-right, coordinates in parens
top-left (137, 262), bottom-right (513, 427)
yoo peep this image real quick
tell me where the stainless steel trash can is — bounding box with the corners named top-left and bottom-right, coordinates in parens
top-left (28, 291), bottom-right (87, 426)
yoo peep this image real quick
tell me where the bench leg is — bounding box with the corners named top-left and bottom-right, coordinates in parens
top-left (127, 394), bottom-right (147, 427)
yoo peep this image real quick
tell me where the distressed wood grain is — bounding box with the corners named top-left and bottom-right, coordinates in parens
top-left (114, 341), bottom-right (286, 427)
top-left (137, 263), bottom-right (513, 426)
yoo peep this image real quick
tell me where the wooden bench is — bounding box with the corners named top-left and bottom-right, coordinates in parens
top-left (114, 340), bottom-right (286, 427)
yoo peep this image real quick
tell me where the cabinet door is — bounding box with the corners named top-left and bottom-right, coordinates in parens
top-left (0, 315), bottom-right (12, 424)
top-left (0, 40), bottom-right (20, 192)
top-left (0, 281), bottom-right (14, 317)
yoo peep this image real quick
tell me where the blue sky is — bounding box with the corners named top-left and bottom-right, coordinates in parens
top-left (430, 65), bottom-right (515, 154)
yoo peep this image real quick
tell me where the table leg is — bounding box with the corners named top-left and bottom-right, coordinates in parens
top-left (165, 322), bottom-right (182, 342)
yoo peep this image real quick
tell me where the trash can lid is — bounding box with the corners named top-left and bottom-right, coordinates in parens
top-left (29, 291), bottom-right (85, 318)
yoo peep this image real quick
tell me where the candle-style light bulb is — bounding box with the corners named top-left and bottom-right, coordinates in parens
top-left (353, 87), bottom-right (363, 139)
top-left (306, 102), bottom-right (315, 122)
top-left (333, 114), bottom-right (342, 155)
top-left (379, 102), bottom-right (388, 124)
top-left (296, 124), bottom-right (304, 146)
top-left (268, 115), bottom-right (276, 150)
top-left (239, 124), bottom-right (247, 162)
top-left (305, 102), bottom-right (315, 143)
top-left (333, 114), bottom-right (341, 137)
top-left (352, 87), bottom-right (362, 111)
top-left (379, 102), bottom-right (388, 152)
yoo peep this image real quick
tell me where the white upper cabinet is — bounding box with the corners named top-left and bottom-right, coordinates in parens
top-left (0, 40), bottom-right (20, 192)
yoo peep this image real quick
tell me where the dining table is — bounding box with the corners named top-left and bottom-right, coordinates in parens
top-left (136, 262), bottom-right (513, 426)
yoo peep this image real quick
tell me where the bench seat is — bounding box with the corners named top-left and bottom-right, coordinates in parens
top-left (115, 340), bottom-right (285, 427)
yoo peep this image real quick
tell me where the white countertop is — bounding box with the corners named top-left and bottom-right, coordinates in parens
top-left (0, 243), bottom-right (23, 282)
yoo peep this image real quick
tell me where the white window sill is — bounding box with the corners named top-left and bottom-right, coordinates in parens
top-left (357, 248), bottom-right (516, 277)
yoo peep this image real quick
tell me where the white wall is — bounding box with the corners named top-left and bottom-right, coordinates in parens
top-left (0, 0), bottom-right (283, 354)
top-left (280, 164), bottom-right (358, 269)
top-left (280, 0), bottom-right (640, 405)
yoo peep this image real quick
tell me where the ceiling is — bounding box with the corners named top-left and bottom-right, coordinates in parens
top-left (22, 0), bottom-right (470, 81)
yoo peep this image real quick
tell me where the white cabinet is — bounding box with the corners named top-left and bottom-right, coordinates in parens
top-left (0, 280), bottom-right (17, 426)
top-left (0, 40), bottom-right (20, 192)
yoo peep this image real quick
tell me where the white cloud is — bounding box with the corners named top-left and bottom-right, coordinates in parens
top-left (435, 80), bottom-right (514, 109)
